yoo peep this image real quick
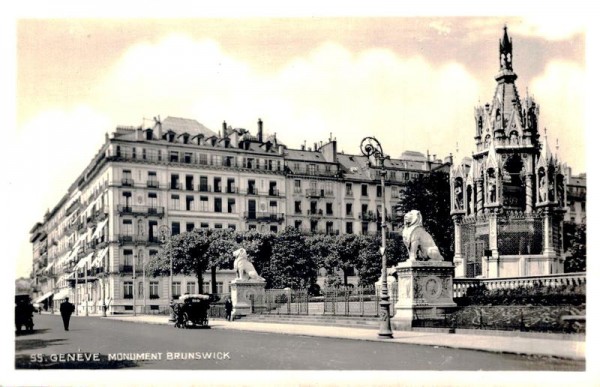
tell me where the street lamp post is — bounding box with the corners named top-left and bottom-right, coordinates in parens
top-left (159, 225), bottom-right (174, 321)
top-left (360, 136), bottom-right (393, 339)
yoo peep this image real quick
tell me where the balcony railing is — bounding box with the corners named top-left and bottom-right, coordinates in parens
top-left (117, 205), bottom-right (164, 217)
top-left (305, 188), bottom-right (323, 198)
top-left (268, 188), bottom-right (280, 197)
top-left (147, 180), bottom-right (160, 188)
top-left (121, 178), bottom-right (134, 187)
top-left (246, 187), bottom-right (258, 195)
top-left (307, 209), bottom-right (323, 218)
top-left (120, 265), bottom-right (133, 273)
top-left (243, 212), bottom-right (284, 222)
top-left (170, 182), bottom-right (183, 190)
top-left (198, 185), bottom-right (212, 193)
top-left (226, 186), bottom-right (238, 194)
top-left (359, 212), bottom-right (378, 222)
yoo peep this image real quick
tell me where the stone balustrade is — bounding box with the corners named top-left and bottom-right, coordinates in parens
top-left (453, 273), bottom-right (586, 298)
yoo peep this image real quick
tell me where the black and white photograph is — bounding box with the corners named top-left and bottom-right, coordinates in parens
top-left (4, 2), bottom-right (595, 386)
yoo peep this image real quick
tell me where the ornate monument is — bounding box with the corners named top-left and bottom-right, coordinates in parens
top-left (450, 26), bottom-right (567, 279)
top-left (392, 211), bottom-right (456, 330)
top-left (230, 248), bottom-right (266, 319)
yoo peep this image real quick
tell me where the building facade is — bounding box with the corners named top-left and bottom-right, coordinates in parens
top-left (31, 116), bottom-right (444, 314)
top-left (450, 27), bottom-right (569, 279)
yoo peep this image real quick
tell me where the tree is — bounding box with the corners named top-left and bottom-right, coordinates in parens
top-left (146, 231), bottom-right (212, 298)
top-left (564, 222), bottom-right (586, 272)
top-left (396, 170), bottom-right (454, 260)
top-left (238, 229), bottom-right (274, 279)
top-left (354, 234), bottom-right (382, 286)
top-left (268, 227), bottom-right (318, 293)
top-left (206, 229), bottom-right (239, 293)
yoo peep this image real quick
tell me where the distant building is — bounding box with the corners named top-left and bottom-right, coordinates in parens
top-left (30, 116), bottom-right (444, 314)
top-left (565, 171), bottom-right (586, 224)
top-left (450, 27), bottom-right (571, 278)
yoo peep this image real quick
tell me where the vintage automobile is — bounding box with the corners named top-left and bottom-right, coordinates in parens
top-left (15, 294), bottom-right (34, 332)
top-left (171, 294), bottom-right (211, 328)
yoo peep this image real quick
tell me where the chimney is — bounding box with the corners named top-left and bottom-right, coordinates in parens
top-left (314, 142), bottom-right (318, 151)
top-left (258, 118), bottom-right (263, 143)
top-left (301, 144), bottom-right (305, 151)
top-left (222, 121), bottom-right (227, 138)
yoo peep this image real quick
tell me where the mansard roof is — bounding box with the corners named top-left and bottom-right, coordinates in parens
top-left (162, 116), bottom-right (217, 138)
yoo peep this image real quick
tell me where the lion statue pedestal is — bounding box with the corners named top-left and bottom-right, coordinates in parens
top-left (391, 210), bottom-right (456, 330)
top-left (391, 260), bottom-right (457, 330)
top-left (230, 248), bottom-right (266, 319)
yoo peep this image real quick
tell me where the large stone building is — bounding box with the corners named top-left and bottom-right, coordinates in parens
top-left (450, 27), bottom-right (570, 278)
top-left (30, 116), bottom-right (445, 314)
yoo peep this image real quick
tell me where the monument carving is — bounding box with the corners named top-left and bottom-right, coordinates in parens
top-left (402, 210), bottom-right (443, 261)
top-left (232, 248), bottom-right (265, 283)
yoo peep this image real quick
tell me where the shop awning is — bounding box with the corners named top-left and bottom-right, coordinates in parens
top-left (53, 288), bottom-right (72, 300)
top-left (74, 252), bottom-right (94, 269)
top-left (33, 291), bottom-right (54, 303)
top-left (91, 247), bottom-right (109, 268)
top-left (92, 219), bottom-right (108, 239)
top-left (44, 261), bottom-right (55, 273)
top-left (67, 245), bottom-right (81, 264)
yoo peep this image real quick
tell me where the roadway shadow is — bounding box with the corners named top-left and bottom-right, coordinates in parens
top-left (15, 353), bottom-right (139, 369)
top-left (15, 337), bottom-right (67, 351)
top-left (15, 328), bottom-right (50, 337)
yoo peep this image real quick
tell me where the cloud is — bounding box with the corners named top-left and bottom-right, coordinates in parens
top-left (429, 20), bottom-right (452, 35)
top-left (513, 15), bottom-right (586, 41)
top-left (530, 60), bottom-right (585, 173)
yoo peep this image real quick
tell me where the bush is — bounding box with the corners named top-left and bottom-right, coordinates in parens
top-left (458, 283), bottom-right (586, 306)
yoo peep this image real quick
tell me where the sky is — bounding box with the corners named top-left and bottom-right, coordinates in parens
top-left (4, 9), bottom-right (589, 281)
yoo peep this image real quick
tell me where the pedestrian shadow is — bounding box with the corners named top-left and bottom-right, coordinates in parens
top-left (15, 337), bottom-right (67, 351)
top-left (15, 353), bottom-right (139, 369)
top-left (15, 328), bottom-right (50, 337)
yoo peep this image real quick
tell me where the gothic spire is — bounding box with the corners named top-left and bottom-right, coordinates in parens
top-left (499, 25), bottom-right (513, 71)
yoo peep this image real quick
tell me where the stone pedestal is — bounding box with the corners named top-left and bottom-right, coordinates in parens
top-left (391, 260), bottom-right (456, 330)
top-left (230, 280), bottom-right (266, 319)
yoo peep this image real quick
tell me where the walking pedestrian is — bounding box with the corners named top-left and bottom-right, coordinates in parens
top-left (60, 297), bottom-right (75, 331)
top-left (225, 296), bottom-right (233, 322)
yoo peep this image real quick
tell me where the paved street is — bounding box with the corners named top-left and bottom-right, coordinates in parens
top-left (15, 314), bottom-right (584, 371)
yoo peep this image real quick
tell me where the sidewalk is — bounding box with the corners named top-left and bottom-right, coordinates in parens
top-left (91, 313), bottom-right (585, 361)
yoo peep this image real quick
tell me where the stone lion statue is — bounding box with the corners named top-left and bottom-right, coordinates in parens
top-left (402, 210), bottom-right (444, 262)
top-left (233, 248), bottom-right (265, 282)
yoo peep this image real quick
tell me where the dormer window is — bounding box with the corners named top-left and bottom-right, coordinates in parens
top-left (167, 132), bottom-right (175, 142)
top-left (146, 129), bottom-right (153, 141)
top-left (182, 134), bottom-right (189, 144)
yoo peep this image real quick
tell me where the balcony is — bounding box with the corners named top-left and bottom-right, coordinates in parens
top-left (268, 188), bottom-right (280, 197)
top-left (117, 205), bottom-right (164, 217)
top-left (170, 182), bottom-right (183, 190)
top-left (198, 185), bottom-right (212, 193)
top-left (305, 188), bottom-right (323, 198)
top-left (119, 235), bottom-right (134, 244)
top-left (226, 186), bottom-right (238, 194)
top-left (246, 187), bottom-right (258, 195)
top-left (243, 212), bottom-right (284, 223)
top-left (147, 180), bottom-right (160, 188)
top-left (359, 212), bottom-right (378, 222)
top-left (149, 294), bottom-right (160, 300)
top-left (121, 178), bottom-right (134, 187)
top-left (120, 265), bottom-right (133, 273)
top-left (307, 209), bottom-right (323, 219)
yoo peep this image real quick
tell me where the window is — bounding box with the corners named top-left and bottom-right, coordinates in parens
top-left (148, 192), bottom-right (158, 209)
top-left (310, 201), bottom-right (317, 214)
top-left (404, 172), bottom-right (410, 181)
top-left (361, 222), bottom-right (368, 235)
top-left (146, 131), bottom-right (153, 141)
top-left (186, 175), bottom-right (194, 191)
top-left (248, 224), bottom-right (257, 230)
top-left (170, 194), bottom-right (180, 210)
top-left (308, 164), bottom-right (316, 175)
top-left (361, 184), bottom-right (368, 196)
top-left (142, 149), bottom-right (147, 160)
top-left (346, 203), bottom-right (353, 216)
top-left (198, 154), bottom-right (208, 165)
top-left (199, 176), bottom-right (208, 192)
top-left (172, 282), bottom-right (181, 299)
top-left (295, 201), bottom-right (302, 214)
top-left (123, 249), bottom-right (133, 267)
top-left (248, 180), bottom-right (256, 194)
top-left (185, 196), bottom-right (194, 211)
top-left (391, 186), bottom-right (399, 198)
top-left (269, 201), bottom-right (277, 214)
top-left (158, 150), bottom-right (162, 162)
top-left (245, 158), bottom-right (255, 169)
top-left (171, 222), bottom-right (180, 236)
top-left (228, 224), bottom-right (236, 230)
top-left (294, 220), bottom-right (302, 229)
top-left (216, 282), bottom-right (224, 294)
top-left (346, 183), bottom-right (353, 196)
top-left (122, 170), bottom-right (133, 186)
top-left (228, 198), bottom-right (236, 213)
top-left (270, 225), bottom-right (278, 233)
top-left (214, 177), bottom-right (222, 193)
top-left (214, 223), bottom-right (223, 229)
top-left (199, 196), bottom-right (209, 211)
top-left (346, 222), bottom-right (353, 234)
top-left (389, 171), bottom-right (396, 180)
top-left (227, 178), bottom-right (236, 193)
top-left (170, 151), bottom-right (179, 162)
top-left (122, 219), bottom-right (133, 236)
top-left (186, 222), bottom-right (195, 232)
top-left (186, 282), bottom-right (196, 295)
top-left (214, 197), bottom-right (222, 213)
top-left (184, 152), bottom-right (192, 163)
top-left (326, 221), bottom-right (334, 234)
top-left (310, 220), bottom-right (318, 232)
top-left (212, 155), bottom-right (222, 167)
top-left (294, 180), bottom-right (302, 193)
top-left (171, 174), bottom-right (180, 190)
top-left (200, 222), bottom-right (209, 229)
top-left (326, 202), bottom-right (333, 215)
top-left (150, 281), bottom-right (159, 299)
top-left (148, 171), bottom-right (158, 188)
top-left (202, 282), bottom-right (210, 293)
top-left (132, 148), bottom-right (137, 159)
top-left (123, 281), bottom-right (133, 299)
top-left (377, 185), bottom-right (382, 198)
